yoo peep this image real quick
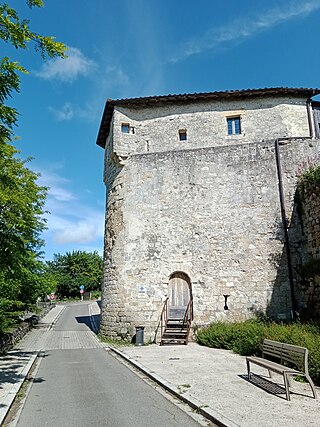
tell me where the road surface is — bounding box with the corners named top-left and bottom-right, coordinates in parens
top-left (13, 302), bottom-right (206, 427)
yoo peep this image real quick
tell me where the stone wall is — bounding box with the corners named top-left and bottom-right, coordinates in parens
top-left (303, 194), bottom-right (320, 259)
top-left (110, 96), bottom-right (310, 157)
top-left (100, 136), bottom-right (320, 342)
top-left (0, 323), bottom-right (30, 354)
top-left (298, 189), bottom-right (320, 319)
top-left (0, 304), bottom-right (54, 354)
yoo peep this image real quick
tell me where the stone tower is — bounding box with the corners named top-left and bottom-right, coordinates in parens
top-left (96, 87), bottom-right (320, 342)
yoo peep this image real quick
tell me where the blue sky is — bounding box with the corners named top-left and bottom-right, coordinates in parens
top-left (4, 0), bottom-right (320, 260)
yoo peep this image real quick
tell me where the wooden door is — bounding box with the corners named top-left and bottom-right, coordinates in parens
top-left (168, 272), bottom-right (190, 319)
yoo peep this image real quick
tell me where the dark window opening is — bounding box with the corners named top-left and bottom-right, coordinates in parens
top-left (179, 129), bottom-right (187, 141)
top-left (121, 123), bottom-right (130, 133)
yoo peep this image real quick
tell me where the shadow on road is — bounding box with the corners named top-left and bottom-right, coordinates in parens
top-left (0, 350), bottom-right (45, 389)
top-left (75, 315), bottom-right (100, 332)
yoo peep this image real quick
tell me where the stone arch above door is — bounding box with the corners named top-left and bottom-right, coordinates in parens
top-left (168, 271), bottom-right (192, 319)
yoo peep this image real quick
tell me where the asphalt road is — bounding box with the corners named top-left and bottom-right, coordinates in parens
top-left (15, 303), bottom-right (203, 427)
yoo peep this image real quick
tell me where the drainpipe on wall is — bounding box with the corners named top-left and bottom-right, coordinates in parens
top-left (306, 99), bottom-right (316, 138)
top-left (274, 138), bottom-right (297, 320)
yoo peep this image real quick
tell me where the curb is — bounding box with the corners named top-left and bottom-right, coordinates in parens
top-left (43, 305), bottom-right (65, 330)
top-left (0, 351), bottom-right (39, 426)
top-left (107, 346), bottom-right (239, 427)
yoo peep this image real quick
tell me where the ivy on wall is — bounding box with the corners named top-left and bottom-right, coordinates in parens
top-left (297, 164), bottom-right (320, 201)
top-left (295, 163), bottom-right (320, 319)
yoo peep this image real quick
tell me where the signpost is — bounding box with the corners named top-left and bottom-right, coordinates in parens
top-left (80, 286), bottom-right (85, 301)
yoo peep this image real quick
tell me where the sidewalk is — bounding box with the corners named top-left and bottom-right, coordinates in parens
top-left (51, 301), bottom-right (320, 426)
top-left (0, 305), bottom-right (65, 425)
top-left (109, 343), bottom-right (320, 427)
top-left (1, 302), bottom-right (319, 427)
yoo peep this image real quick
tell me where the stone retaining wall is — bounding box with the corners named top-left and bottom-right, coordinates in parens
top-left (0, 323), bottom-right (30, 355)
top-left (0, 303), bottom-right (54, 354)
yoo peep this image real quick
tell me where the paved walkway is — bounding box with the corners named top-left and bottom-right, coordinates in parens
top-left (110, 343), bottom-right (320, 427)
top-left (0, 305), bottom-right (65, 425)
top-left (1, 302), bottom-right (320, 427)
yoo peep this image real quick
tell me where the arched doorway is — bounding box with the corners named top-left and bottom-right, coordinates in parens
top-left (168, 272), bottom-right (192, 319)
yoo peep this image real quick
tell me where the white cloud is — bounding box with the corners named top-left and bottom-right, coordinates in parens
top-left (37, 171), bottom-right (75, 202)
top-left (48, 102), bottom-right (98, 122)
top-left (53, 219), bottom-right (103, 244)
top-left (49, 103), bottom-right (75, 121)
top-left (36, 47), bottom-right (97, 82)
top-left (46, 205), bottom-right (104, 245)
top-left (105, 65), bottom-right (130, 86)
top-left (36, 168), bottom-right (105, 248)
top-left (98, 65), bottom-right (130, 94)
top-left (171, 0), bottom-right (320, 62)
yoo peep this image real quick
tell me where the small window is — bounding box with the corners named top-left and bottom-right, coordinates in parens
top-left (227, 117), bottom-right (241, 135)
top-left (121, 123), bottom-right (130, 133)
top-left (179, 129), bottom-right (187, 141)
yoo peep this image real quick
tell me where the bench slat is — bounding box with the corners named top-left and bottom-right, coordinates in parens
top-left (246, 356), bottom-right (301, 375)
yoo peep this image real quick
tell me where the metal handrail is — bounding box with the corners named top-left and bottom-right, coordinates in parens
top-left (183, 298), bottom-right (193, 345)
top-left (160, 297), bottom-right (169, 345)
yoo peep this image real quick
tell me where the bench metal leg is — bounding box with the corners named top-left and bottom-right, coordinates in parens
top-left (305, 374), bottom-right (318, 399)
top-left (246, 359), bottom-right (251, 380)
top-left (283, 374), bottom-right (291, 401)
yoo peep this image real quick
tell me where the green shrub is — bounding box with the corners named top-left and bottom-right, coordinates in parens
top-left (91, 290), bottom-right (101, 299)
top-left (197, 320), bottom-right (320, 385)
top-left (197, 321), bottom-right (239, 350)
top-left (231, 321), bottom-right (265, 356)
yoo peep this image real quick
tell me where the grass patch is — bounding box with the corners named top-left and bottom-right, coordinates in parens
top-left (97, 333), bottom-right (134, 347)
top-left (178, 383), bottom-right (191, 394)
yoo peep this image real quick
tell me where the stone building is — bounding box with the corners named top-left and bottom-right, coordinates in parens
top-left (96, 87), bottom-right (320, 343)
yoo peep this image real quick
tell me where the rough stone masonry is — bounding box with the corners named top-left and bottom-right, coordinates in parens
top-left (96, 88), bottom-right (320, 342)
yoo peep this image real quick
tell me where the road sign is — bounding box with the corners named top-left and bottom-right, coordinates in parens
top-left (80, 289), bottom-right (84, 294)
top-left (79, 285), bottom-right (85, 290)
top-left (48, 293), bottom-right (56, 301)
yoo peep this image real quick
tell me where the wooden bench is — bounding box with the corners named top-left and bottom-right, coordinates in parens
top-left (246, 339), bottom-right (317, 401)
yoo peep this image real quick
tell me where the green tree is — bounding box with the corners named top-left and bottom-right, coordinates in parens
top-left (46, 251), bottom-right (103, 298)
top-left (0, 143), bottom-right (48, 330)
top-left (0, 0), bottom-right (66, 139)
top-left (0, 1), bottom-right (66, 332)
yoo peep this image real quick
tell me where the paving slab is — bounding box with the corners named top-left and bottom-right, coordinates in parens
top-left (110, 343), bottom-right (320, 427)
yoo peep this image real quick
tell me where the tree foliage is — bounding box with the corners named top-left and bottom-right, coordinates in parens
top-left (46, 251), bottom-right (103, 298)
top-left (0, 1), bottom-right (66, 332)
top-left (0, 1), bottom-right (66, 139)
top-left (0, 143), bottom-right (49, 330)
